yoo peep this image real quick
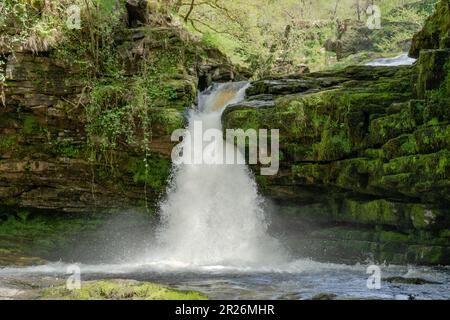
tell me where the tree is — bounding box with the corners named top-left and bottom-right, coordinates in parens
top-left (332, 0), bottom-right (341, 19)
top-left (183, 0), bottom-right (195, 22)
top-left (355, 0), bottom-right (361, 21)
top-left (174, 0), bottom-right (246, 36)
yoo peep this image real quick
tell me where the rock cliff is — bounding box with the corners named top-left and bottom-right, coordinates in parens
top-left (0, 3), bottom-right (245, 213)
top-left (222, 0), bottom-right (450, 265)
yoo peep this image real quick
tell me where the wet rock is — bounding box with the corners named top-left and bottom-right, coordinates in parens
top-left (385, 276), bottom-right (441, 285)
top-left (278, 292), bottom-right (302, 300)
top-left (246, 79), bottom-right (320, 96)
top-left (39, 279), bottom-right (208, 300)
top-left (0, 286), bottom-right (26, 300)
top-left (407, 245), bottom-right (450, 265)
top-left (196, 49), bottom-right (250, 90)
top-left (227, 100), bottom-right (275, 111)
top-left (312, 293), bottom-right (337, 300)
top-left (415, 49), bottom-right (450, 98)
top-left (4, 54), bottom-right (83, 109)
top-left (126, 0), bottom-right (149, 27)
top-left (295, 64), bottom-right (310, 75)
top-left (409, 0), bottom-right (450, 57)
top-left (0, 253), bottom-right (46, 267)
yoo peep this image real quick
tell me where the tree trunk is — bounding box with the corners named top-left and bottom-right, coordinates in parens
top-left (333, 0), bottom-right (341, 19)
top-left (355, 0), bottom-right (361, 21)
top-left (184, 0), bottom-right (196, 22)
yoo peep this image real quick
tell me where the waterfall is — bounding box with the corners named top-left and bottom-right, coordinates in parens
top-left (365, 53), bottom-right (416, 66)
top-left (149, 82), bottom-right (287, 267)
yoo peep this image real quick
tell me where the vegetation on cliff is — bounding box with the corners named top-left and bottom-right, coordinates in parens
top-left (0, 0), bottom-right (241, 213)
top-left (164, 0), bottom-right (436, 74)
top-left (222, 0), bottom-right (450, 264)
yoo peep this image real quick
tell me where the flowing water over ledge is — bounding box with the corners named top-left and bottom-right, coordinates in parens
top-left (365, 53), bottom-right (416, 66)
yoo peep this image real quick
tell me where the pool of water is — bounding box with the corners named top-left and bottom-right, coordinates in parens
top-left (1, 260), bottom-right (449, 300)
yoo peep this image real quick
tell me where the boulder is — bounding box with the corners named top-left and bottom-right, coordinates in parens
top-left (409, 0), bottom-right (450, 57)
top-left (126, 0), bottom-right (149, 27)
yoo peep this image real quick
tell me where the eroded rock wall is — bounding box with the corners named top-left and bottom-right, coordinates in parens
top-left (223, 1), bottom-right (450, 265)
top-left (0, 8), bottom-right (244, 213)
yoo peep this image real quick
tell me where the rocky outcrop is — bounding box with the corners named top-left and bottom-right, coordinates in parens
top-left (409, 0), bottom-right (450, 57)
top-left (39, 279), bottom-right (208, 300)
top-left (0, 3), bottom-right (246, 213)
top-left (196, 48), bottom-right (251, 91)
top-left (0, 278), bottom-right (208, 300)
top-left (126, 0), bottom-right (149, 27)
top-left (0, 50), bottom-right (173, 212)
top-left (222, 1), bottom-right (450, 265)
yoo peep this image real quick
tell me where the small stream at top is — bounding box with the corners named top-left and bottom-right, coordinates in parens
top-left (365, 53), bottom-right (416, 66)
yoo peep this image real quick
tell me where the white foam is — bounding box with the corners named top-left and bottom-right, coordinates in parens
top-left (143, 81), bottom-right (288, 267)
top-left (365, 53), bottom-right (416, 66)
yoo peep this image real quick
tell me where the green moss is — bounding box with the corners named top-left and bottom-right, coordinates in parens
top-left (224, 67), bottom-right (414, 170)
top-left (22, 114), bottom-right (39, 135)
top-left (40, 280), bottom-right (208, 300)
top-left (0, 211), bottom-right (104, 260)
top-left (0, 134), bottom-right (19, 152)
top-left (369, 108), bottom-right (416, 145)
top-left (0, 252), bottom-right (46, 267)
top-left (53, 140), bottom-right (83, 158)
top-left (378, 230), bottom-right (409, 243)
top-left (312, 126), bottom-right (352, 161)
top-left (410, 0), bottom-right (450, 57)
top-left (129, 156), bottom-right (171, 192)
top-left (382, 134), bottom-right (417, 159)
top-left (148, 108), bottom-right (185, 135)
top-left (360, 148), bottom-right (385, 159)
top-left (340, 199), bottom-right (409, 227)
top-left (293, 148), bottom-right (450, 203)
top-left (382, 150), bottom-right (450, 179)
top-left (255, 175), bottom-right (270, 192)
top-left (292, 163), bottom-right (328, 185)
top-left (407, 245), bottom-right (450, 265)
top-left (425, 59), bottom-right (450, 121)
top-left (57, 145), bottom-right (81, 158)
top-left (410, 204), bottom-right (441, 229)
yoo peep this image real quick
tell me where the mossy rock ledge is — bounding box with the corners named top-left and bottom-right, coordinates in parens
top-left (222, 1), bottom-right (450, 265)
top-left (0, 279), bottom-right (208, 300)
top-left (0, 3), bottom-right (246, 214)
top-left (39, 279), bottom-right (208, 300)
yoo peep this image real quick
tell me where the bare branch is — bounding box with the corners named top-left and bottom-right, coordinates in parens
top-left (184, 0), bottom-right (195, 22)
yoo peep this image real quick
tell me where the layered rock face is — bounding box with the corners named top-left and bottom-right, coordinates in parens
top-left (0, 7), bottom-right (244, 213)
top-left (223, 1), bottom-right (450, 265)
top-left (409, 0), bottom-right (450, 58)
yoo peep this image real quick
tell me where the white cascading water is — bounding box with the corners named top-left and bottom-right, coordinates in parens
top-left (149, 82), bottom-right (287, 267)
top-left (365, 53), bottom-right (416, 66)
